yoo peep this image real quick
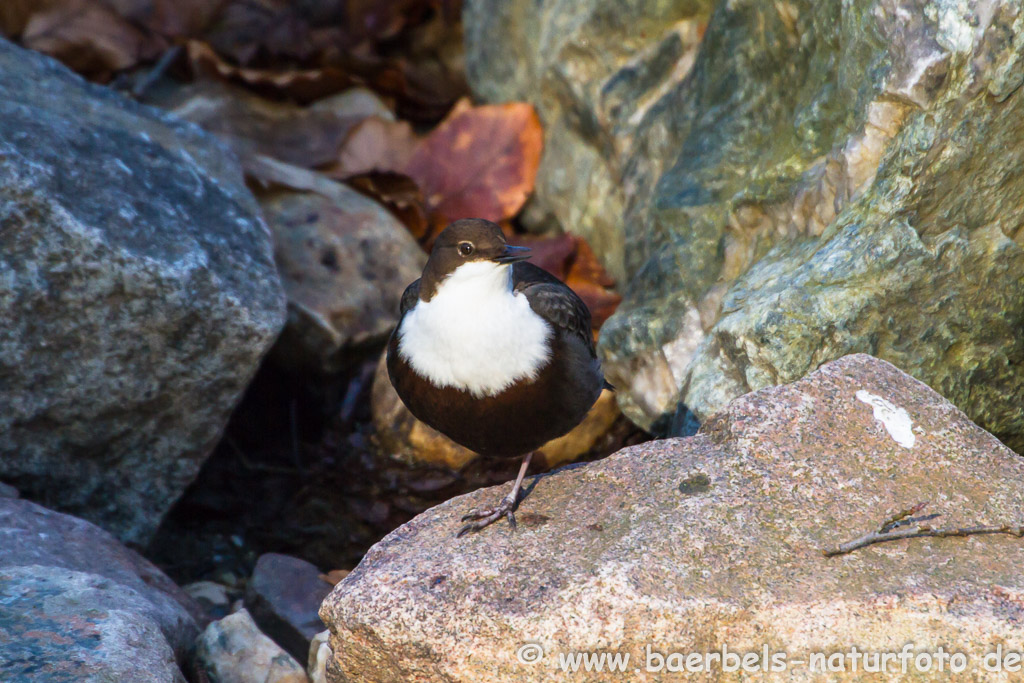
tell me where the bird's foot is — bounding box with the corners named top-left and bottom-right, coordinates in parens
top-left (457, 493), bottom-right (519, 537)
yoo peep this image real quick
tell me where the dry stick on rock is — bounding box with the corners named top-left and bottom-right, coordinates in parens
top-left (822, 502), bottom-right (1024, 557)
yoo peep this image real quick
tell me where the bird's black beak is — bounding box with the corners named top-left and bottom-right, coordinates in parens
top-left (495, 245), bottom-right (531, 264)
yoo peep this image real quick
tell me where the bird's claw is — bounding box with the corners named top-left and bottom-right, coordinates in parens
top-left (457, 494), bottom-right (519, 537)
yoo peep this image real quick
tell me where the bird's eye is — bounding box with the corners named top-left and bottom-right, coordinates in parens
top-left (458, 241), bottom-right (474, 257)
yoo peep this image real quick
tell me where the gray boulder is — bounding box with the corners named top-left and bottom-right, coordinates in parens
top-left (465, 0), bottom-right (1024, 453)
top-left (0, 566), bottom-right (187, 683)
top-left (321, 355), bottom-right (1024, 682)
top-left (0, 38), bottom-right (286, 542)
top-left (246, 552), bottom-right (333, 662)
top-left (0, 497), bottom-right (201, 660)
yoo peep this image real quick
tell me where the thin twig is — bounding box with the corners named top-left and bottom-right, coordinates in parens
top-left (822, 502), bottom-right (1024, 557)
top-left (131, 45), bottom-right (183, 99)
top-left (877, 501), bottom-right (929, 532)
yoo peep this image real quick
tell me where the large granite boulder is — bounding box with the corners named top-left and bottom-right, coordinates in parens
top-left (0, 497), bottom-right (202, 681)
top-left (0, 38), bottom-right (286, 543)
top-left (465, 0), bottom-right (1024, 454)
top-left (321, 355), bottom-right (1024, 681)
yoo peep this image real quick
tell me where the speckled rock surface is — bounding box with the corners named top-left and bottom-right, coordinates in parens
top-left (467, 0), bottom-right (1024, 454)
top-left (196, 609), bottom-right (308, 683)
top-left (322, 354), bottom-right (1024, 682)
top-left (0, 497), bottom-right (201, 659)
top-left (265, 187), bottom-right (425, 374)
top-left (0, 566), bottom-right (186, 683)
top-left (0, 38), bottom-right (286, 543)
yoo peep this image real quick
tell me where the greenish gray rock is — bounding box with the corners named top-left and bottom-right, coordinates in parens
top-left (466, 0), bottom-right (1024, 453)
top-left (0, 566), bottom-right (187, 683)
top-left (321, 355), bottom-right (1024, 682)
top-left (0, 38), bottom-right (286, 543)
top-left (465, 0), bottom-right (715, 281)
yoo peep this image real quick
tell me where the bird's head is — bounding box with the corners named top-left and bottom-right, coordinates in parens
top-left (419, 219), bottom-right (531, 299)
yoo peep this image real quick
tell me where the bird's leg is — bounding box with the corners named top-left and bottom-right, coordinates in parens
top-left (457, 452), bottom-right (533, 537)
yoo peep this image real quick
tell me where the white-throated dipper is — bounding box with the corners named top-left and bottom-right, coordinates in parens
top-left (387, 218), bottom-right (607, 535)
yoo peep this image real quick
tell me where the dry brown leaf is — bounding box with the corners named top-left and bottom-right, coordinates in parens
top-left (346, 172), bottom-right (430, 242)
top-left (201, 0), bottom-right (321, 66)
top-left (0, 0), bottom-right (53, 37)
top-left (507, 233), bottom-right (576, 281)
top-left (346, 0), bottom-right (428, 42)
top-left (565, 238), bottom-right (622, 330)
top-left (140, 0), bottom-right (227, 39)
top-left (403, 99), bottom-right (543, 224)
top-left (21, 0), bottom-right (166, 79)
top-left (187, 39), bottom-right (351, 103)
top-left (319, 569), bottom-right (350, 586)
top-left (332, 116), bottom-right (419, 178)
top-left (160, 79), bottom-right (389, 169)
top-left (242, 153), bottom-right (359, 203)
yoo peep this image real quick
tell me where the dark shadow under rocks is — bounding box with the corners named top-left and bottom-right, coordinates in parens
top-left (146, 351), bottom-right (648, 586)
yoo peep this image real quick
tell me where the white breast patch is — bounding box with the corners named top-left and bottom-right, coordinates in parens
top-left (398, 261), bottom-right (552, 398)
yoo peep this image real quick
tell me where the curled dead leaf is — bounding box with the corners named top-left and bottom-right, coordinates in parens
top-left (508, 233), bottom-right (622, 331)
top-left (187, 39), bottom-right (352, 103)
top-left (319, 569), bottom-right (350, 586)
top-left (160, 79), bottom-right (391, 169)
top-left (346, 172), bottom-right (431, 242)
top-left (21, 0), bottom-right (166, 79)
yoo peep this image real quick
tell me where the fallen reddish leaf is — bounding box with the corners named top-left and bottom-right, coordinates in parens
top-left (565, 238), bottom-right (622, 330)
top-left (507, 233), bottom-right (576, 281)
top-left (507, 232), bottom-right (621, 331)
top-left (566, 236), bottom-right (616, 289)
top-left (0, 0), bottom-right (47, 37)
top-left (347, 0), bottom-right (432, 43)
top-left (319, 569), bottom-right (350, 586)
top-left (142, 0), bottom-right (226, 40)
top-left (200, 0), bottom-right (322, 66)
top-left (567, 277), bottom-right (623, 331)
top-left (404, 99), bottom-right (543, 225)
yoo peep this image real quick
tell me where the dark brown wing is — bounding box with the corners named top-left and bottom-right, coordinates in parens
top-left (513, 262), bottom-right (595, 358)
top-left (399, 278), bottom-right (421, 315)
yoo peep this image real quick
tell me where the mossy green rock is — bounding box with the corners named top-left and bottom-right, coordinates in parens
top-left (465, 0), bottom-right (1024, 452)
